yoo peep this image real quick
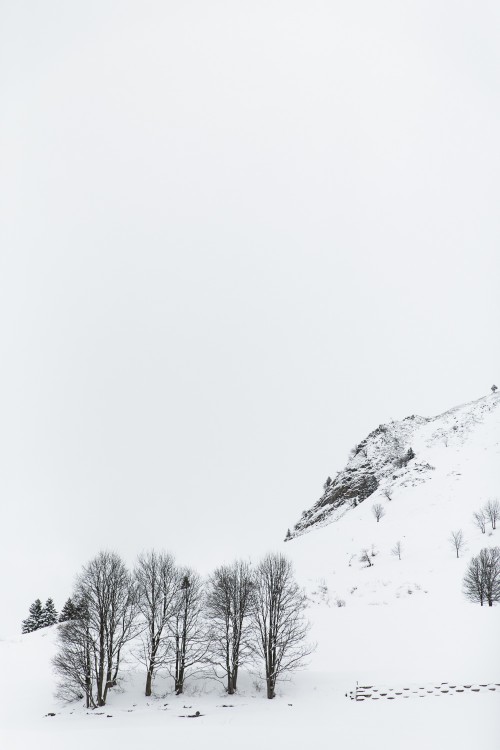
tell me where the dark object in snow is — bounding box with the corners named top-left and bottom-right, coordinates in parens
top-left (179, 710), bottom-right (202, 718)
top-left (491, 384), bottom-right (498, 393)
top-left (46, 712), bottom-right (56, 717)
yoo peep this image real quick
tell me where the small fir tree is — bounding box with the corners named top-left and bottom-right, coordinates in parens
top-left (40, 598), bottom-right (58, 627)
top-left (22, 599), bottom-right (43, 633)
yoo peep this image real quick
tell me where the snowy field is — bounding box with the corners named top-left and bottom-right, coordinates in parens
top-left (1, 605), bottom-right (499, 750)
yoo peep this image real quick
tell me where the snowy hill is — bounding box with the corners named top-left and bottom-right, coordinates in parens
top-left (1, 392), bottom-right (499, 749)
top-left (283, 392), bottom-right (500, 681)
top-left (289, 392), bottom-right (500, 540)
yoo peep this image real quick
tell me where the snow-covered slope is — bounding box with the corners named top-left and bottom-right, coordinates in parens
top-left (289, 391), bottom-right (500, 539)
top-left (1, 392), bottom-right (499, 749)
top-left (283, 391), bottom-right (500, 684)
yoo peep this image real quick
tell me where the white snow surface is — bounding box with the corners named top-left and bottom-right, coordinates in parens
top-left (1, 393), bottom-right (499, 748)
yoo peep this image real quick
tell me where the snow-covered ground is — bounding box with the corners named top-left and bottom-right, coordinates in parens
top-left (1, 611), bottom-right (499, 750)
top-left (1, 393), bottom-right (499, 748)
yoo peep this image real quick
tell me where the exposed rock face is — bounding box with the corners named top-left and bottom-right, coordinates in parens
top-left (318, 471), bottom-right (378, 512)
top-left (287, 392), bottom-right (500, 539)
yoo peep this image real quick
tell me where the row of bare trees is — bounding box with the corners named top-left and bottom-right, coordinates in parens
top-left (54, 551), bottom-right (313, 706)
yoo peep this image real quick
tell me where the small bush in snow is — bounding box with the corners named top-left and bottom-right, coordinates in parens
top-left (391, 541), bottom-right (402, 560)
top-left (359, 549), bottom-right (373, 567)
top-left (394, 447), bottom-right (415, 469)
top-left (335, 598), bottom-right (346, 608)
top-left (372, 503), bottom-right (385, 523)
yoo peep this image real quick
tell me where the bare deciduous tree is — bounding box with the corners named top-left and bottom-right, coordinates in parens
top-left (359, 548), bottom-right (373, 567)
top-left (484, 499), bottom-right (500, 530)
top-left (473, 510), bottom-right (487, 534)
top-left (135, 550), bottom-right (178, 696)
top-left (53, 600), bottom-right (94, 706)
top-left (372, 503), bottom-right (385, 523)
top-left (251, 553), bottom-right (313, 699)
top-left (391, 541), bottom-right (402, 560)
top-left (168, 568), bottom-right (208, 694)
top-left (205, 560), bottom-right (254, 694)
top-left (54, 551), bottom-right (139, 707)
top-left (449, 530), bottom-right (465, 558)
top-left (482, 547), bottom-right (500, 606)
top-left (463, 555), bottom-right (486, 606)
top-left (463, 547), bottom-right (500, 606)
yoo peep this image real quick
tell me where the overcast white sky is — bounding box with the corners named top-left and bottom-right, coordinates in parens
top-left (0, 1), bottom-right (499, 636)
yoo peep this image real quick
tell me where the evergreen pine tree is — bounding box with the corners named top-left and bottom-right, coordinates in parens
top-left (22, 599), bottom-right (43, 633)
top-left (58, 597), bottom-right (78, 623)
top-left (40, 598), bottom-right (58, 627)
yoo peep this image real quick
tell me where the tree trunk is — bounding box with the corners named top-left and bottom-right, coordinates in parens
top-left (145, 641), bottom-right (158, 696)
top-left (145, 669), bottom-right (153, 697)
top-left (97, 657), bottom-right (105, 705)
top-left (266, 677), bottom-right (275, 699)
top-left (175, 668), bottom-right (184, 695)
